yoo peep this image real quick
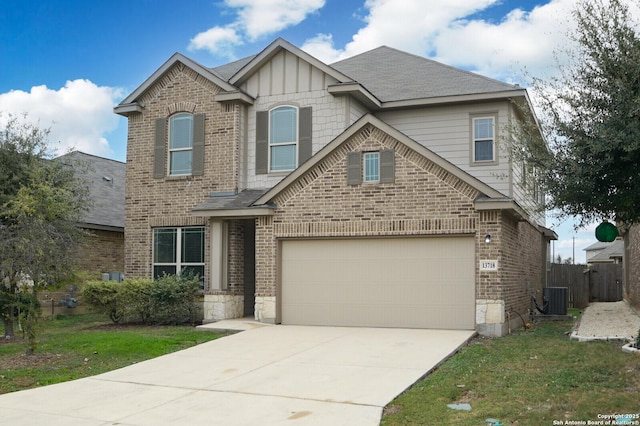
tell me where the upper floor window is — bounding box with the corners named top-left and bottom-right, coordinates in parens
top-left (363, 152), bottom-right (380, 183)
top-left (256, 106), bottom-right (312, 175)
top-left (153, 113), bottom-right (205, 179)
top-left (169, 113), bottom-right (194, 175)
top-left (472, 116), bottom-right (495, 163)
top-left (347, 150), bottom-right (395, 185)
top-left (269, 106), bottom-right (298, 172)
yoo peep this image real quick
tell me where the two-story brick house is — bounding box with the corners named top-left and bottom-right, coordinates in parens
top-left (115, 38), bottom-right (555, 336)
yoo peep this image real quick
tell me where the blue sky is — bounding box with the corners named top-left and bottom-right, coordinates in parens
top-left (0, 0), bottom-right (614, 262)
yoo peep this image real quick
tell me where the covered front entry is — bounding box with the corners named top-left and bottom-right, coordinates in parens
top-left (280, 236), bottom-right (475, 329)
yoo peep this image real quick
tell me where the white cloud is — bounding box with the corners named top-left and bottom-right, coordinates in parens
top-left (432, 0), bottom-right (576, 81)
top-left (0, 80), bottom-right (123, 157)
top-left (189, 26), bottom-right (243, 55)
top-left (302, 0), bottom-right (500, 63)
top-left (300, 0), bottom-right (579, 84)
top-left (232, 0), bottom-right (325, 40)
top-left (189, 0), bottom-right (325, 57)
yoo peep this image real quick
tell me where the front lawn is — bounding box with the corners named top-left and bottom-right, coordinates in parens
top-left (0, 314), bottom-right (224, 394)
top-left (382, 313), bottom-right (640, 425)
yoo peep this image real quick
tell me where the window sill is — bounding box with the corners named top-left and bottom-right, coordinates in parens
top-left (267, 171), bottom-right (292, 177)
top-left (470, 160), bottom-right (499, 167)
top-left (164, 174), bottom-right (194, 181)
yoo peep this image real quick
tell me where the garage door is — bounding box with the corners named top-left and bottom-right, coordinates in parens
top-left (281, 237), bottom-right (475, 329)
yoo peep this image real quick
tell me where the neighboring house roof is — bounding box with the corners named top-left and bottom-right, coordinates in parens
top-left (330, 46), bottom-right (523, 104)
top-left (56, 151), bottom-right (125, 231)
top-left (588, 240), bottom-right (624, 263)
top-left (584, 241), bottom-right (612, 252)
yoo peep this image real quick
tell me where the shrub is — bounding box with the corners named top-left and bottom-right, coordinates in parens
top-left (82, 275), bottom-right (201, 325)
top-left (82, 280), bottom-right (124, 323)
top-left (118, 279), bottom-right (154, 324)
top-left (149, 274), bottom-right (201, 325)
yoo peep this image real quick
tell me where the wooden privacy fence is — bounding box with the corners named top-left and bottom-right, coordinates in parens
top-left (546, 263), bottom-right (623, 309)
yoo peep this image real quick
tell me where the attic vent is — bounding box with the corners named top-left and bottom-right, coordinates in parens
top-left (223, 104), bottom-right (234, 113)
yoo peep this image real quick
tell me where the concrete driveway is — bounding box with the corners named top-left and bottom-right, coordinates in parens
top-left (0, 321), bottom-right (474, 425)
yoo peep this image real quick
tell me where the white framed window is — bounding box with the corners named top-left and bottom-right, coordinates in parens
top-left (472, 116), bottom-right (495, 163)
top-left (153, 227), bottom-right (205, 283)
top-left (363, 152), bottom-right (380, 183)
top-left (269, 106), bottom-right (297, 172)
top-left (169, 113), bottom-right (194, 175)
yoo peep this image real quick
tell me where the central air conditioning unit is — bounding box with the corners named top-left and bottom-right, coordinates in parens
top-left (543, 287), bottom-right (568, 315)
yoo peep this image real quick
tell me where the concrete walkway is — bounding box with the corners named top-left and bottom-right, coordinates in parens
top-left (571, 301), bottom-right (640, 342)
top-left (0, 321), bottom-right (474, 425)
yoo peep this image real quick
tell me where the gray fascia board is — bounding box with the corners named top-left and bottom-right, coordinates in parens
top-left (191, 207), bottom-right (274, 218)
top-left (379, 89), bottom-right (528, 109)
top-left (473, 197), bottom-right (528, 221)
top-left (254, 114), bottom-right (504, 206)
top-left (328, 83), bottom-right (381, 110)
top-left (114, 102), bottom-right (143, 116)
top-left (214, 91), bottom-right (255, 105)
top-left (229, 38), bottom-right (352, 86)
top-left (79, 223), bottom-right (124, 233)
top-left (117, 53), bottom-right (238, 107)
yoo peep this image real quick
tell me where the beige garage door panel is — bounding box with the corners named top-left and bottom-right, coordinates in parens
top-left (281, 237), bottom-right (475, 329)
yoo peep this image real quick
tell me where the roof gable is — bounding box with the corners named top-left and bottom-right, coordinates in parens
top-left (115, 53), bottom-right (239, 115)
top-left (229, 37), bottom-right (353, 86)
top-left (254, 114), bottom-right (503, 206)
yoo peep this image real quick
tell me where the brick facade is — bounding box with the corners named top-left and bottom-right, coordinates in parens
top-left (119, 43), bottom-right (550, 336)
top-left (75, 229), bottom-right (125, 279)
top-left (124, 63), bottom-right (239, 288)
top-left (254, 123), bottom-right (547, 334)
top-left (625, 224), bottom-right (640, 307)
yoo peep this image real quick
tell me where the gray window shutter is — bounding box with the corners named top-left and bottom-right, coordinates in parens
top-left (347, 152), bottom-right (362, 185)
top-left (256, 111), bottom-right (268, 175)
top-left (380, 149), bottom-right (395, 183)
top-left (154, 118), bottom-right (167, 179)
top-left (192, 113), bottom-right (205, 176)
top-left (298, 107), bottom-right (312, 166)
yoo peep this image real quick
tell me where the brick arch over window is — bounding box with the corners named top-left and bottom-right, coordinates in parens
top-left (167, 102), bottom-right (198, 115)
top-left (256, 106), bottom-right (312, 174)
top-left (154, 112), bottom-right (205, 178)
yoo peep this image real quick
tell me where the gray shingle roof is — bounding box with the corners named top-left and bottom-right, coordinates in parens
top-left (589, 240), bottom-right (624, 262)
top-left (330, 46), bottom-right (519, 102)
top-left (57, 151), bottom-right (125, 230)
top-left (212, 55), bottom-right (257, 81)
top-left (192, 189), bottom-right (270, 212)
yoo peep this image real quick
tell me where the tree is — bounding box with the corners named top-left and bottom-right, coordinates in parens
top-left (0, 114), bottom-right (89, 353)
top-left (520, 0), bottom-right (640, 227)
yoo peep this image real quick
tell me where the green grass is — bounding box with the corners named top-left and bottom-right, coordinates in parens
top-left (0, 314), bottom-right (225, 394)
top-left (382, 313), bottom-right (640, 425)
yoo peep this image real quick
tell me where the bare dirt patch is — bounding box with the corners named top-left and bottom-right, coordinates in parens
top-left (0, 352), bottom-right (63, 370)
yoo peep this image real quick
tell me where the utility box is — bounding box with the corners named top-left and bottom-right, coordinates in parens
top-left (544, 287), bottom-right (568, 315)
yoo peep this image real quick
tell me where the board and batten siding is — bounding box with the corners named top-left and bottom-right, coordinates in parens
top-left (377, 102), bottom-right (512, 197)
top-left (239, 50), bottom-right (353, 189)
